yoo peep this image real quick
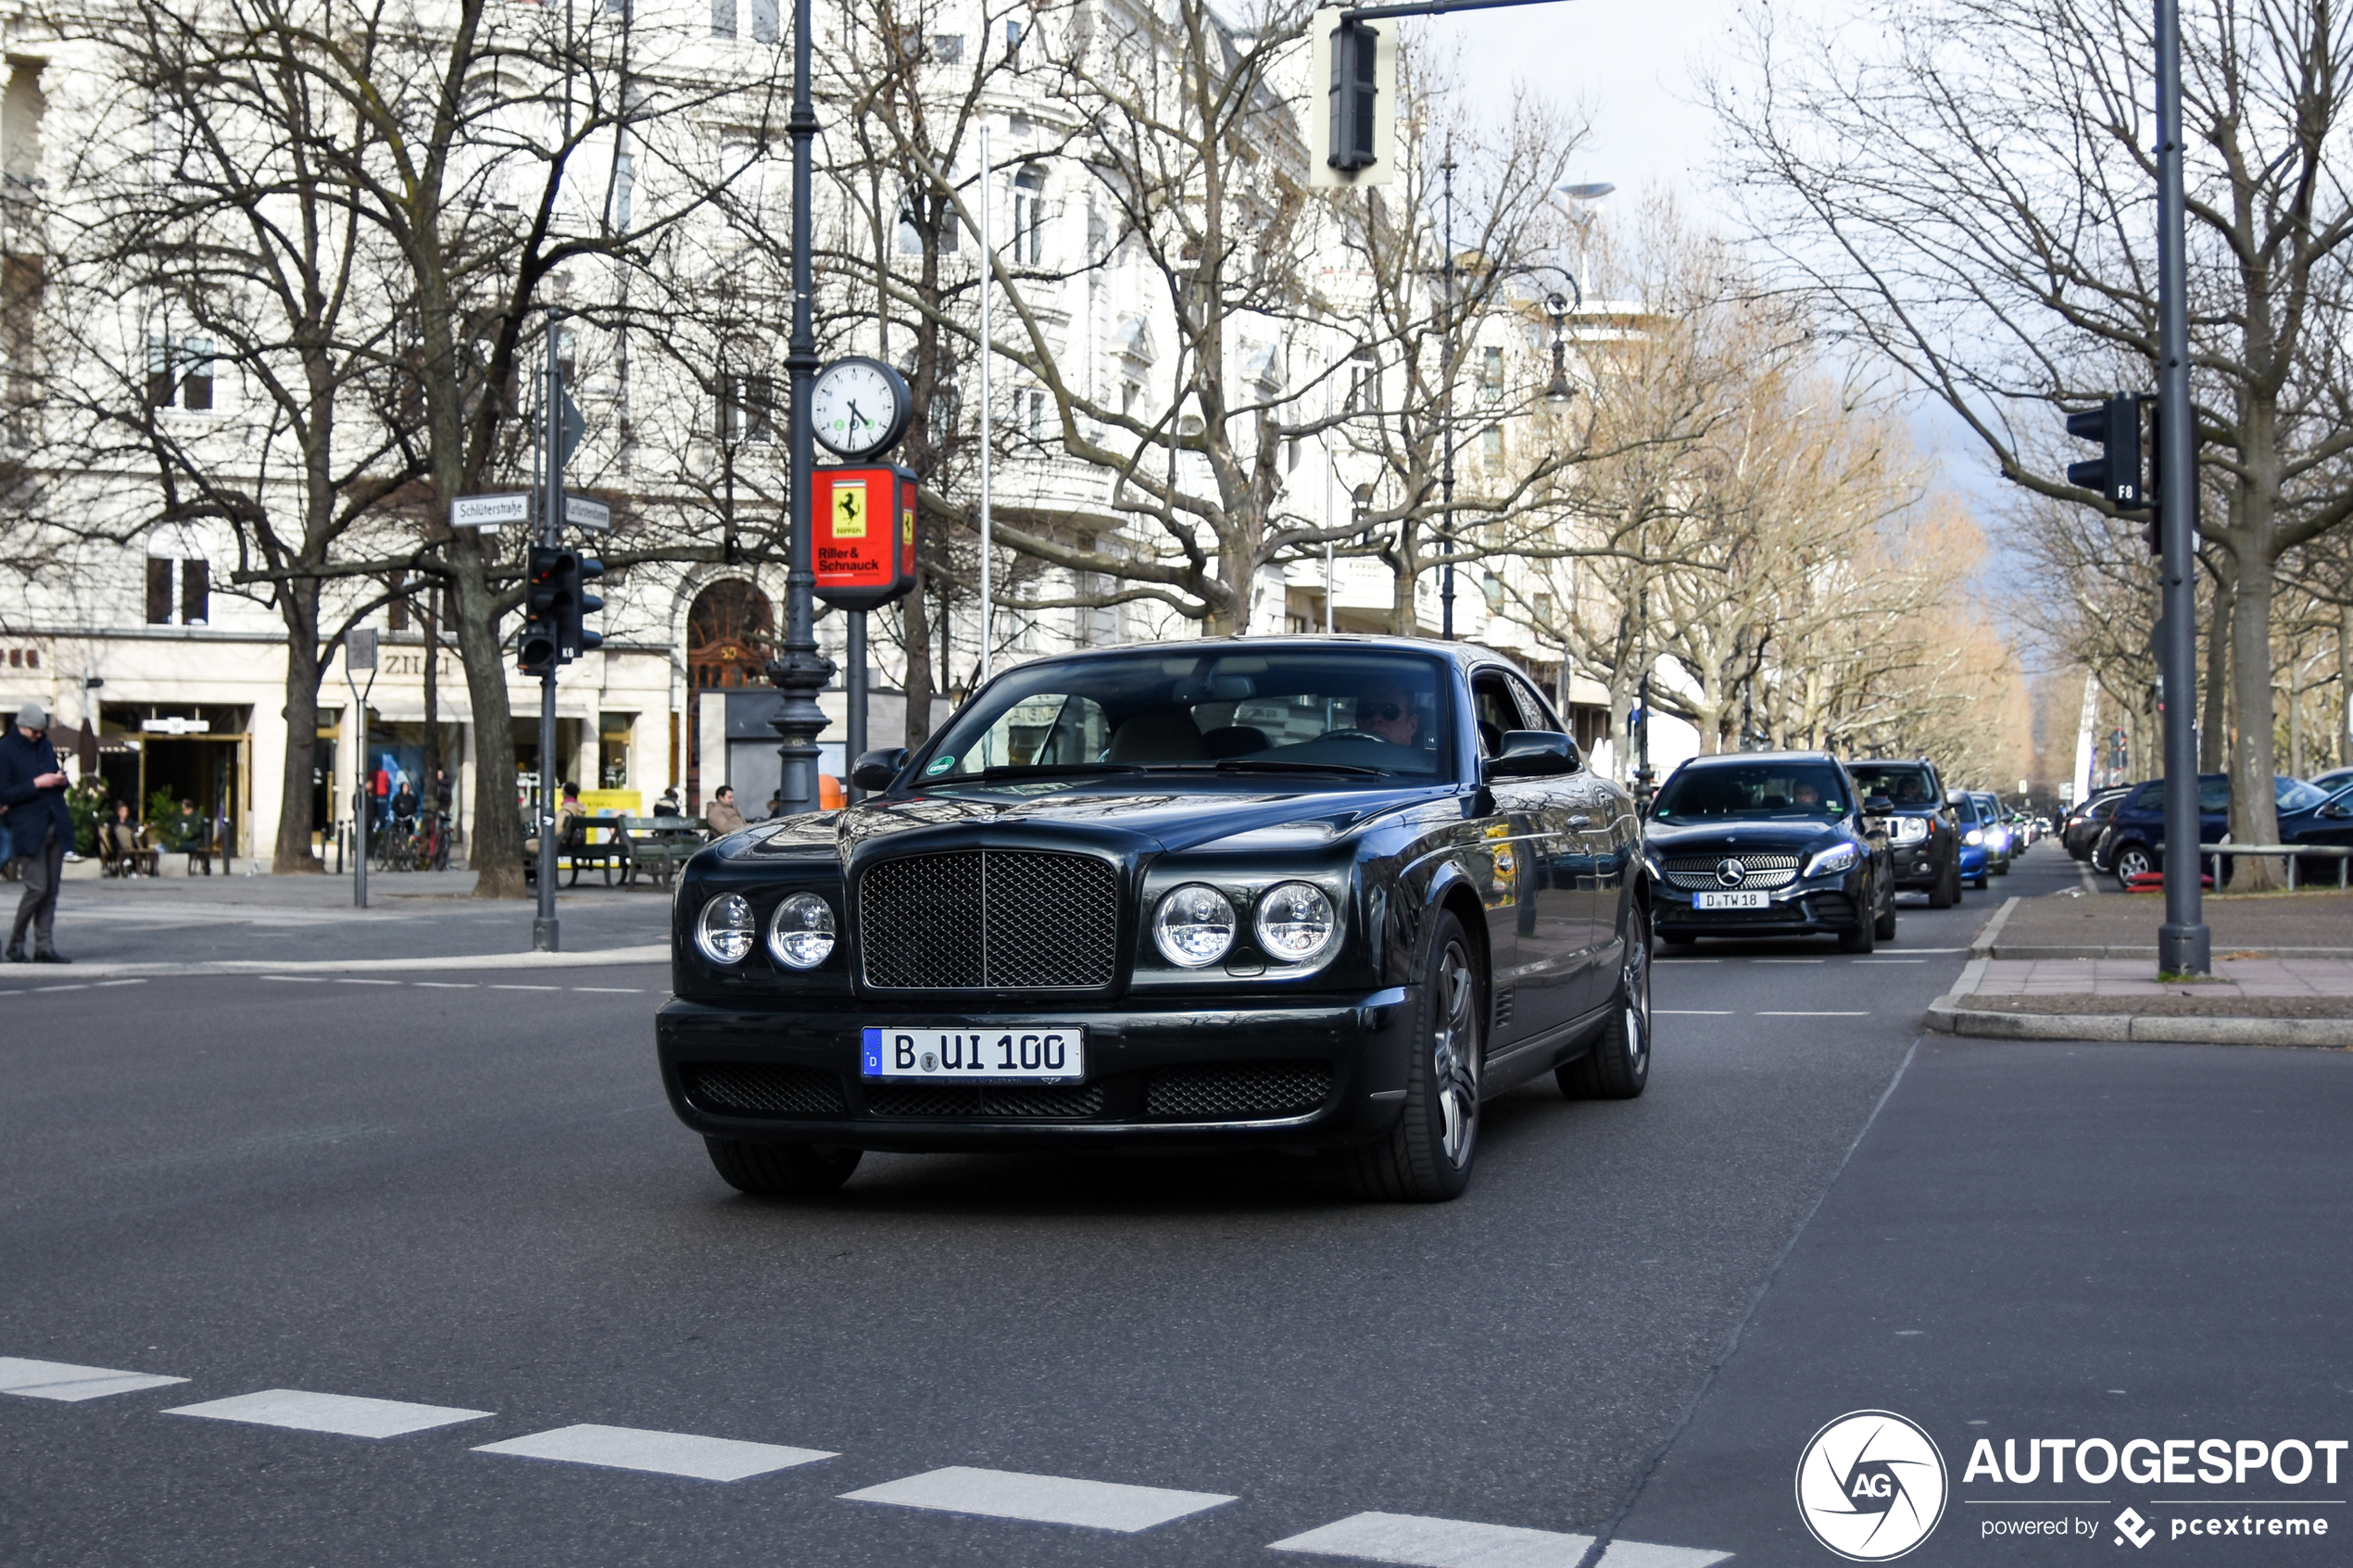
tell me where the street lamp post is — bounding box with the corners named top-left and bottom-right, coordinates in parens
top-left (764, 0), bottom-right (836, 818)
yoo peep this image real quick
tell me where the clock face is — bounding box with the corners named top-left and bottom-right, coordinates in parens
top-left (812, 358), bottom-right (911, 458)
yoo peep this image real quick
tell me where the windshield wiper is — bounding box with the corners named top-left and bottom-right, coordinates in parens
top-left (1212, 758), bottom-right (1388, 778)
top-left (914, 763), bottom-right (1145, 787)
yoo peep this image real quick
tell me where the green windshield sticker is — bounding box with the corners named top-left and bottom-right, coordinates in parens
top-left (925, 755), bottom-right (955, 775)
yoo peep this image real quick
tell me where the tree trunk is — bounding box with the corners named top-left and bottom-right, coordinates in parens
top-left (900, 560), bottom-right (933, 749)
top-left (272, 585), bottom-right (325, 873)
top-left (2228, 535), bottom-right (2284, 887)
top-left (450, 533), bottom-right (524, 897)
top-left (2200, 571), bottom-right (2231, 773)
top-left (422, 586), bottom-right (441, 804)
top-left (2339, 602), bottom-right (2351, 769)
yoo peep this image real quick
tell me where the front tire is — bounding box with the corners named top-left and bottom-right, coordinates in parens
top-left (1927, 855), bottom-right (1958, 909)
top-left (1559, 907), bottom-right (1651, 1099)
top-left (1838, 907), bottom-right (1876, 954)
top-left (2113, 843), bottom-right (2153, 889)
top-left (705, 1136), bottom-right (862, 1196)
top-left (1873, 886), bottom-right (1898, 941)
top-left (1347, 910), bottom-right (1482, 1202)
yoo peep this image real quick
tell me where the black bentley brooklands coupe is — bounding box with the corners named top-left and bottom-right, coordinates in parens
top-left (656, 638), bottom-right (1653, 1202)
top-left (1646, 750), bottom-right (1897, 953)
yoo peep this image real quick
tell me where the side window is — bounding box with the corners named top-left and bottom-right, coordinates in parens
top-left (1504, 671), bottom-right (1560, 733)
top-left (2197, 779), bottom-right (2230, 812)
top-left (1468, 671), bottom-right (1518, 758)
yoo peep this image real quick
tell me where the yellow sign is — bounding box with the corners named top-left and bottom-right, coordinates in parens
top-left (832, 480), bottom-right (868, 539)
top-left (902, 505), bottom-right (916, 545)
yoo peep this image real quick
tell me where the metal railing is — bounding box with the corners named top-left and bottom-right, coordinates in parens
top-left (2185, 842), bottom-right (2353, 891)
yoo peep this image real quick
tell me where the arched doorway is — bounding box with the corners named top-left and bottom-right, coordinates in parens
top-left (686, 580), bottom-right (774, 810)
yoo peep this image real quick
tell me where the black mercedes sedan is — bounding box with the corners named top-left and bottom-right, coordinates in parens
top-left (655, 637), bottom-right (1652, 1202)
top-left (1645, 751), bottom-right (1896, 953)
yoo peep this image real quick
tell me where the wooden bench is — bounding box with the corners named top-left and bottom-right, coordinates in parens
top-left (556, 813), bottom-right (633, 887)
top-left (616, 816), bottom-right (707, 888)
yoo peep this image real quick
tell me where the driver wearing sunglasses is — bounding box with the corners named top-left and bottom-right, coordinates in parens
top-left (1350, 684), bottom-right (1421, 747)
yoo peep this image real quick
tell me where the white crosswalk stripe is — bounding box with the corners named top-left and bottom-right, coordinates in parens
top-left (840, 1464), bottom-right (1237, 1532)
top-left (474, 1423), bottom-right (834, 1481)
top-left (0, 1356), bottom-right (188, 1402)
top-left (1268, 1511), bottom-right (1731, 1568)
top-left (164, 1388), bottom-right (494, 1438)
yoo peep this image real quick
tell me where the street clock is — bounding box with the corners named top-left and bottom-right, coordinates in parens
top-left (811, 357), bottom-right (913, 459)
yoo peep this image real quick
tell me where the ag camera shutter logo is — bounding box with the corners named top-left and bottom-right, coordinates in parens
top-left (1795, 1410), bottom-right (1949, 1561)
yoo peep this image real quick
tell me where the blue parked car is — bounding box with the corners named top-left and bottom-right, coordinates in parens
top-left (2094, 773), bottom-right (2328, 888)
top-left (1947, 792), bottom-right (1994, 890)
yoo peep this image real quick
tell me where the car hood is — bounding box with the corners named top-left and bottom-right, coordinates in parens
top-left (1644, 819), bottom-right (1851, 858)
top-left (747, 781), bottom-right (1444, 860)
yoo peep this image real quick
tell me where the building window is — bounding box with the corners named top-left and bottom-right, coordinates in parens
top-left (718, 372), bottom-right (774, 442)
top-left (1120, 380), bottom-right (1140, 416)
top-left (711, 0), bottom-right (734, 36)
top-left (1012, 167), bottom-right (1045, 264)
top-left (612, 152), bottom-right (633, 228)
top-left (932, 32), bottom-right (964, 62)
top-left (1480, 424), bottom-right (1504, 465)
top-left (1023, 388), bottom-right (1048, 441)
top-left (750, 0), bottom-right (777, 42)
top-left (1480, 345), bottom-right (1504, 400)
top-left (146, 334), bottom-right (213, 410)
top-left (1005, 19), bottom-right (1024, 60)
top-left (145, 557), bottom-right (208, 625)
top-left (1346, 348), bottom-right (1375, 412)
top-left (899, 192), bottom-right (957, 254)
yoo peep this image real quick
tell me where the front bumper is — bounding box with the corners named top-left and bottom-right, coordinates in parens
top-left (1654, 876), bottom-right (1866, 940)
top-left (1890, 834), bottom-right (1948, 888)
top-left (656, 987), bottom-right (1418, 1151)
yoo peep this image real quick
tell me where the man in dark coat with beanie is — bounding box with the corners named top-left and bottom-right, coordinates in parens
top-left (1, 701), bottom-right (73, 962)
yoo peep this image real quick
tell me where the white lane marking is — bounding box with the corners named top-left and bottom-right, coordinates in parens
top-left (33, 984), bottom-right (88, 992)
top-left (1756, 1010), bottom-right (1870, 1017)
top-left (489, 984), bottom-right (562, 991)
top-left (1266, 1513), bottom-right (1730, 1568)
top-left (259, 975), bottom-right (326, 983)
top-left (840, 1464), bottom-right (1236, 1533)
top-left (94, 979), bottom-right (148, 987)
top-left (1269, 1511), bottom-right (1592, 1565)
top-left (573, 986), bottom-right (644, 993)
top-left (414, 982), bottom-right (477, 989)
top-left (164, 1388), bottom-right (493, 1438)
top-left (1753, 959), bottom-right (1826, 964)
top-left (334, 978), bottom-right (401, 985)
top-left (1852, 959), bottom-right (1927, 964)
top-left (475, 1423), bottom-right (834, 1481)
top-left (1885, 947), bottom-right (1969, 953)
top-left (1655, 1010), bottom-right (1733, 1016)
top-left (0, 1356), bottom-right (189, 1402)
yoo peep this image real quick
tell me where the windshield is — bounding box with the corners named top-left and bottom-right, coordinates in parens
top-left (2278, 778), bottom-right (2328, 812)
top-left (1846, 764), bottom-right (1938, 808)
top-left (1651, 761), bottom-right (1853, 822)
top-left (913, 648), bottom-right (1456, 786)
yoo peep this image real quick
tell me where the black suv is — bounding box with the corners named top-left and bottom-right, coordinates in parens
top-left (1845, 759), bottom-right (1962, 908)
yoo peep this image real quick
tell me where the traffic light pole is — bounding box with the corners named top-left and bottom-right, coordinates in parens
top-left (2154, 0), bottom-right (2208, 975)
top-left (765, 0), bottom-right (836, 817)
top-left (535, 318), bottom-right (562, 953)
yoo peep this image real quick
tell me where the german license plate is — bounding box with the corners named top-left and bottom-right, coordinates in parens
top-left (860, 1026), bottom-right (1087, 1083)
top-left (1694, 890), bottom-right (1770, 910)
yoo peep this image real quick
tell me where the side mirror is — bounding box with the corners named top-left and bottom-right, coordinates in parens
top-left (1864, 794), bottom-right (1896, 815)
top-left (1484, 730), bottom-right (1579, 780)
top-left (852, 746), bottom-right (909, 792)
top-left (2324, 802), bottom-right (2351, 821)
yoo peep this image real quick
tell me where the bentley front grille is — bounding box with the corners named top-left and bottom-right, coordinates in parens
top-left (1663, 852), bottom-right (1801, 891)
top-left (860, 849), bottom-right (1120, 989)
top-left (679, 1062), bottom-right (848, 1117)
top-left (863, 1082), bottom-right (1107, 1119)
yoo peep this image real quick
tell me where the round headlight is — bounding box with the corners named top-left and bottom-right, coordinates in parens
top-left (1964, 828), bottom-right (1983, 846)
top-left (766, 892), bottom-right (837, 970)
top-left (1254, 881), bottom-right (1338, 962)
top-left (695, 893), bottom-right (756, 964)
top-left (1152, 884), bottom-right (1236, 968)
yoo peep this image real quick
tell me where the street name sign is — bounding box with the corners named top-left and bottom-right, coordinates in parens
top-left (564, 495), bottom-right (611, 532)
top-left (451, 493), bottom-right (531, 530)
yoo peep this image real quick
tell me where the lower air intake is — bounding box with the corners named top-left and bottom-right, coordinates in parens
top-left (864, 1083), bottom-right (1106, 1119)
top-left (1144, 1061), bottom-right (1333, 1121)
top-left (680, 1062), bottom-right (848, 1117)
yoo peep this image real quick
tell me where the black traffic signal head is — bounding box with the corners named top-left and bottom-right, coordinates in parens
top-left (518, 544), bottom-right (564, 674)
top-left (1327, 18), bottom-right (1379, 172)
top-left (2064, 395), bottom-right (2144, 508)
top-left (559, 554), bottom-right (605, 662)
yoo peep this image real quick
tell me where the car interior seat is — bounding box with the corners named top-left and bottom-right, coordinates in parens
top-left (1200, 725), bottom-right (1270, 758)
top-left (1103, 709), bottom-right (1210, 763)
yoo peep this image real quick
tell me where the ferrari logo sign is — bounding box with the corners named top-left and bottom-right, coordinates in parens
top-left (832, 481), bottom-right (868, 539)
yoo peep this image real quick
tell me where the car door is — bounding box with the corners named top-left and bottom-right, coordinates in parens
top-left (1505, 669), bottom-right (1618, 1015)
top-left (1465, 666), bottom-right (1556, 1046)
top-left (1476, 666), bottom-right (1590, 1041)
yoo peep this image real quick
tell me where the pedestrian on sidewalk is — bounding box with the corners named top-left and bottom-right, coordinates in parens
top-left (706, 784), bottom-right (747, 836)
top-left (1, 703), bottom-right (72, 962)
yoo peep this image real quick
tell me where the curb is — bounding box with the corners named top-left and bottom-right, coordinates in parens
top-left (1983, 944), bottom-right (2353, 960)
top-left (1968, 897), bottom-right (2021, 958)
top-left (1924, 1005), bottom-right (2353, 1047)
top-left (36, 945), bottom-right (673, 979)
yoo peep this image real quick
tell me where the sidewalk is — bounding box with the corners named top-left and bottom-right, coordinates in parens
top-left (1929, 894), bottom-right (2353, 1045)
top-left (0, 867), bottom-right (674, 972)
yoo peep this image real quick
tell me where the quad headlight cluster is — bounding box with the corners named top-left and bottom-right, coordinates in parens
top-left (1151, 880), bottom-right (1339, 969)
top-left (694, 891), bottom-right (837, 969)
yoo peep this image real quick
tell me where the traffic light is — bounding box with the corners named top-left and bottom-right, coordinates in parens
top-left (560, 553), bottom-right (604, 662)
top-left (519, 544), bottom-right (563, 675)
top-left (1310, 8), bottom-right (1392, 188)
top-left (2065, 395), bottom-right (2145, 508)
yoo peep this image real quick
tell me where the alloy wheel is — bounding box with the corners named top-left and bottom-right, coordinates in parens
top-left (1431, 937), bottom-right (1480, 1168)
top-left (1621, 931), bottom-right (1652, 1079)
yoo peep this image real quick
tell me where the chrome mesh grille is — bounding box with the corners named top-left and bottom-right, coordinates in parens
top-left (1143, 1061), bottom-right (1333, 1121)
top-left (679, 1062), bottom-right (847, 1117)
top-left (1663, 852), bottom-right (1800, 891)
top-left (864, 1083), bottom-right (1106, 1119)
top-left (860, 850), bottom-right (1119, 989)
